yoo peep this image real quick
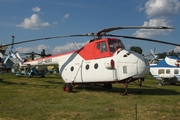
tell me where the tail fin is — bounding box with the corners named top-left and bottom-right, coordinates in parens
top-left (0, 44), bottom-right (8, 58)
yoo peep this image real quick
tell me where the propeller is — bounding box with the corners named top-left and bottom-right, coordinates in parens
top-left (96, 26), bottom-right (174, 36)
top-left (0, 26), bottom-right (178, 48)
top-left (106, 34), bottom-right (180, 46)
top-left (19, 52), bottom-right (41, 56)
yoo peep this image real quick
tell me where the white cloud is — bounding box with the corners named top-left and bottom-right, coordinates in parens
top-left (134, 0), bottom-right (180, 38)
top-left (15, 42), bottom-right (88, 55)
top-left (15, 44), bottom-right (50, 54)
top-left (133, 18), bottom-right (172, 38)
top-left (137, 4), bottom-right (144, 12)
top-left (32, 6), bottom-right (41, 12)
top-left (53, 22), bottom-right (58, 25)
top-left (61, 14), bottom-right (69, 21)
top-left (145, 0), bottom-right (180, 18)
top-left (173, 46), bottom-right (180, 53)
top-left (16, 14), bottom-right (50, 30)
top-left (52, 41), bottom-right (87, 54)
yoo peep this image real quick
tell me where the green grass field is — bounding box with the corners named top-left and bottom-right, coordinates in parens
top-left (0, 73), bottom-right (180, 120)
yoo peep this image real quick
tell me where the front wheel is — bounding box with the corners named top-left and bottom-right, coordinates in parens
top-left (63, 83), bottom-right (73, 92)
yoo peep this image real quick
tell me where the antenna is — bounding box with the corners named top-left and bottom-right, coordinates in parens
top-left (11, 36), bottom-right (15, 51)
top-left (73, 42), bottom-right (80, 49)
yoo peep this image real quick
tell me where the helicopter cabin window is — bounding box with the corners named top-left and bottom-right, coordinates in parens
top-left (123, 66), bottom-right (127, 74)
top-left (108, 39), bottom-right (125, 54)
top-left (101, 42), bottom-right (108, 53)
top-left (96, 43), bottom-right (100, 50)
top-left (158, 69), bottom-right (164, 74)
top-left (117, 40), bottom-right (125, 49)
top-left (108, 40), bottom-right (116, 53)
top-left (174, 69), bottom-right (179, 74)
top-left (166, 69), bottom-right (170, 74)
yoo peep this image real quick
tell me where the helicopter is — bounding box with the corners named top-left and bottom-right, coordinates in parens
top-left (4, 49), bottom-right (58, 77)
top-left (1, 26), bottom-right (179, 95)
top-left (3, 36), bottom-right (58, 77)
top-left (150, 54), bottom-right (180, 86)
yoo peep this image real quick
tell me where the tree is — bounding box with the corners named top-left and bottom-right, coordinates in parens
top-left (130, 46), bottom-right (143, 54)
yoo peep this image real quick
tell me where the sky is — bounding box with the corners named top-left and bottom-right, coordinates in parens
top-left (0, 0), bottom-right (180, 56)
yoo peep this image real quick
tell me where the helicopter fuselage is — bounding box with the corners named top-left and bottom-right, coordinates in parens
top-left (23, 38), bottom-right (150, 84)
top-left (150, 56), bottom-right (180, 85)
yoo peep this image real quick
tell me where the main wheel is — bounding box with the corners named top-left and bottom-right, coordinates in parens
top-left (63, 83), bottom-right (73, 92)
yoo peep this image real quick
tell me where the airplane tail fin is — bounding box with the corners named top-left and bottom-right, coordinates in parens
top-left (15, 52), bottom-right (24, 65)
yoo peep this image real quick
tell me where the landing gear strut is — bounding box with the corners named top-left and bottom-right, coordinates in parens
top-left (123, 78), bottom-right (144, 95)
top-left (158, 80), bottom-right (164, 86)
top-left (123, 77), bottom-right (132, 95)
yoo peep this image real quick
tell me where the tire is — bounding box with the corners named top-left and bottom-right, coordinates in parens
top-left (63, 83), bottom-right (73, 92)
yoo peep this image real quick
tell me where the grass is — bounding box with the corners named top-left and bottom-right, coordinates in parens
top-left (0, 73), bottom-right (180, 120)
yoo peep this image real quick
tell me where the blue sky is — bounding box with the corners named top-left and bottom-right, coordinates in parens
top-left (0, 0), bottom-right (180, 55)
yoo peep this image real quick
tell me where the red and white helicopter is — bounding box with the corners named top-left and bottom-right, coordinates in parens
top-left (1, 26), bottom-right (179, 95)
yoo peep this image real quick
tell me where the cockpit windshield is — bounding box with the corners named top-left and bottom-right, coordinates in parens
top-left (108, 39), bottom-right (125, 53)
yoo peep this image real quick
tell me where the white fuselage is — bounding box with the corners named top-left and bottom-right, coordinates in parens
top-left (150, 56), bottom-right (180, 83)
top-left (24, 49), bottom-right (149, 84)
top-left (150, 66), bottom-right (180, 83)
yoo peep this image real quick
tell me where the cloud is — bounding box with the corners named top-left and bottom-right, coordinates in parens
top-left (15, 42), bottom-right (88, 55)
top-left (173, 46), bottom-right (180, 53)
top-left (52, 41), bottom-right (87, 54)
top-left (133, 18), bottom-right (172, 38)
top-left (32, 6), bottom-right (41, 12)
top-left (134, 0), bottom-right (180, 38)
top-left (145, 0), bottom-right (180, 18)
top-left (16, 14), bottom-right (50, 30)
top-left (53, 22), bottom-right (58, 25)
top-left (61, 14), bottom-right (69, 21)
top-left (15, 44), bottom-right (50, 54)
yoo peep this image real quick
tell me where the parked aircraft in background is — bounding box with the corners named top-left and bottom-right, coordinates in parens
top-left (150, 55), bottom-right (180, 86)
top-left (4, 51), bottom-right (58, 77)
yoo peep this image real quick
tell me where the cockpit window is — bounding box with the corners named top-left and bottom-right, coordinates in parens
top-left (101, 42), bottom-right (108, 52)
top-left (108, 40), bottom-right (116, 53)
top-left (96, 43), bottom-right (100, 50)
top-left (108, 39), bottom-right (125, 53)
top-left (117, 40), bottom-right (125, 49)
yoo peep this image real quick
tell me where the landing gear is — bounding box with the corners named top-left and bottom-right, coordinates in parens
top-left (123, 79), bottom-right (129, 95)
top-left (158, 83), bottom-right (163, 86)
top-left (123, 78), bottom-right (144, 95)
top-left (123, 78), bottom-right (133, 95)
top-left (158, 80), bottom-right (164, 86)
top-left (63, 83), bottom-right (73, 92)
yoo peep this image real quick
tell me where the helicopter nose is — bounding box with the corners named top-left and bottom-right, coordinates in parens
top-left (136, 57), bottom-right (150, 78)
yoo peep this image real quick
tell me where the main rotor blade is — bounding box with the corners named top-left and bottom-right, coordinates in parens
top-left (108, 34), bottom-right (180, 46)
top-left (96, 26), bottom-right (174, 36)
top-left (1, 34), bottom-right (89, 47)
